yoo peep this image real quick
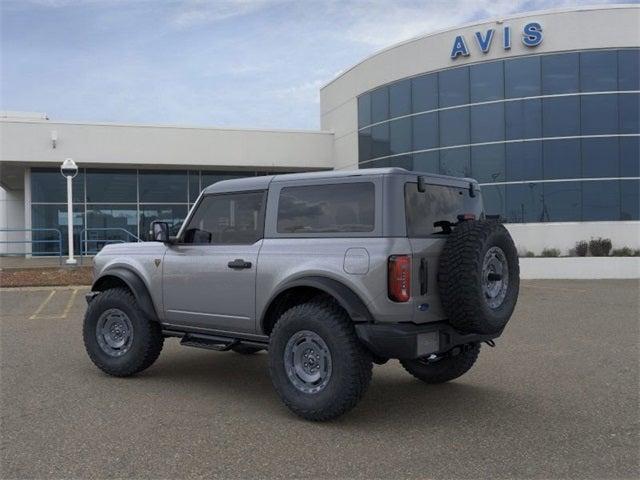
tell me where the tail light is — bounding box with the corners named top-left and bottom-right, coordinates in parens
top-left (388, 255), bottom-right (411, 302)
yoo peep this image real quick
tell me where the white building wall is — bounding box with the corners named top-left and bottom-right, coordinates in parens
top-left (0, 186), bottom-right (26, 254)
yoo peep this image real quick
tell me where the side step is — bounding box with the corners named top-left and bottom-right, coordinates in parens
top-left (180, 333), bottom-right (238, 352)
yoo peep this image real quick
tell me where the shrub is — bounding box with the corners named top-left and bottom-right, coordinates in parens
top-left (519, 250), bottom-right (535, 258)
top-left (634, 250), bottom-right (640, 257)
top-left (589, 237), bottom-right (612, 257)
top-left (574, 241), bottom-right (589, 257)
top-left (611, 247), bottom-right (634, 256)
top-left (540, 248), bottom-right (561, 257)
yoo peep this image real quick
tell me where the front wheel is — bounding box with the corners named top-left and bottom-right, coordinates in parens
top-left (400, 343), bottom-right (480, 384)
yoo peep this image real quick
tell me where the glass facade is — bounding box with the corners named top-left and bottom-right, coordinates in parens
top-left (357, 48), bottom-right (640, 223)
top-left (30, 168), bottom-right (288, 254)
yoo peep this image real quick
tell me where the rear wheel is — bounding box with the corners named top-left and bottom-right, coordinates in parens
top-left (400, 343), bottom-right (480, 384)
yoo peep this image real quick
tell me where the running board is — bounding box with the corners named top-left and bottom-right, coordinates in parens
top-left (179, 333), bottom-right (238, 352)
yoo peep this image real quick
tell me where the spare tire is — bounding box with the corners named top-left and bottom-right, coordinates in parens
top-left (438, 220), bottom-right (519, 334)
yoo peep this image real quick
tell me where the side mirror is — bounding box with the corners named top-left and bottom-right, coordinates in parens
top-left (150, 221), bottom-right (170, 243)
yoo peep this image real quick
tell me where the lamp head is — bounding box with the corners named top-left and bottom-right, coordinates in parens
top-left (60, 158), bottom-right (78, 178)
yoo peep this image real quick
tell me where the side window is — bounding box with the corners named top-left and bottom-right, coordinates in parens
top-left (277, 182), bottom-right (375, 234)
top-left (182, 191), bottom-right (265, 245)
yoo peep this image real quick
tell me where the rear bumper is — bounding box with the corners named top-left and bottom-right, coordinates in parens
top-left (355, 322), bottom-right (502, 360)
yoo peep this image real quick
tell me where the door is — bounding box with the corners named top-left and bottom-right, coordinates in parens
top-left (162, 190), bottom-right (266, 334)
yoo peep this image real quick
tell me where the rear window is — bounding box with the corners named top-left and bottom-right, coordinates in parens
top-left (277, 183), bottom-right (375, 234)
top-left (405, 182), bottom-right (467, 236)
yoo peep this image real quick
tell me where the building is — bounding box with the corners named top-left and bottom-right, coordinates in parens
top-left (1, 5), bottom-right (638, 257)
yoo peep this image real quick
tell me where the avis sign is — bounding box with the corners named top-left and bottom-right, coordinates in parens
top-left (450, 22), bottom-right (543, 59)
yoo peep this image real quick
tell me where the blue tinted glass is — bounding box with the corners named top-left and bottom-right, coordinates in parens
top-left (412, 74), bottom-right (438, 112)
top-left (505, 56), bottom-right (541, 98)
top-left (580, 51), bottom-right (618, 92)
top-left (31, 204), bottom-right (84, 255)
top-left (31, 168), bottom-right (85, 203)
top-left (471, 144), bottom-right (505, 183)
top-left (358, 128), bottom-right (372, 162)
top-left (139, 170), bottom-right (188, 203)
top-left (505, 183), bottom-right (543, 223)
top-left (389, 117), bottom-right (412, 155)
top-left (201, 171), bottom-right (247, 188)
top-left (481, 185), bottom-right (505, 219)
top-left (439, 108), bottom-right (469, 147)
top-left (542, 53), bottom-right (579, 94)
top-left (543, 97), bottom-right (580, 137)
top-left (358, 94), bottom-right (371, 128)
top-left (140, 205), bottom-right (188, 238)
top-left (440, 147), bottom-right (470, 177)
top-left (439, 67), bottom-right (469, 107)
top-left (390, 79), bottom-right (411, 118)
top-left (371, 123), bottom-right (390, 158)
top-left (86, 205), bottom-right (138, 238)
top-left (413, 151), bottom-right (439, 173)
top-left (582, 138), bottom-right (619, 178)
top-left (506, 142), bottom-right (543, 181)
top-left (543, 182), bottom-right (581, 222)
top-left (621, 180), bottom-right (640, 220)
top-left (619, 49), bottom-right (640, 90)
top-left (505, 99), bottom-right (542, 140)
top-left (412, 112), bottom-right (438, 150)
top-left (389, 155), bottom-right (413, 170)
top-left (470, 61), bottom-right (504, 102)
top-left (189, 171), bottom-right (200, 203)
top-left (582, 181), bottom-right (620, 221)
top-left (470, 103), bottom-right (504, 143)
top-left (543, 139), bottom-right (581, 179)
top-left (619, 93), bottom-right (639, 134)
top-left (620, 136), bottom-right (640, 177)
top-left (86, 169), bottom-right (136, 203)
top-left (370, 87), bottom-right (389, 123)
top-left (581, 94), bottom-right (618, 135)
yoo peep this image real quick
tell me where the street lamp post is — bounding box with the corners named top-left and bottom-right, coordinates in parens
top-left (60, 158), bottom-right (78, 265)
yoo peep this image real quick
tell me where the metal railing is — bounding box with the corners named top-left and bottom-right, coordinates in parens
top-left (79, 228), bottom-right (141, 261)
top-left (0, 228), bottom-right (64, 264)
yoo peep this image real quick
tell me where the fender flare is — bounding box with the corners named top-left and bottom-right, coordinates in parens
top-left (92, 267), bottom-right (159, 322)
top-left (261, 276), bottom-right (374, 330)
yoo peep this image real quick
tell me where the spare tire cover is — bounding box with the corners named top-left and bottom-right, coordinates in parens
top-left (438, 220), bottom-right (519, 334)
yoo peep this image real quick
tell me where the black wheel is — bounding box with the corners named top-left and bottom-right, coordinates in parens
top-left (83, 287), bottom-right (163, 377)
top-left (268, 299), bottom-right (373, 421)
top-left (231, 344), bottom-right (264, 355)
top-left (400, 343), bottom-right (480, 384)
top-left (438, 220), bottom-right (519, 334)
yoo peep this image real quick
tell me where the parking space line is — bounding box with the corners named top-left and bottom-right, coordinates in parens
top-left (28, 288), bottom-right (81, 320)
top-left (29, 290), bottom-right (56, 320)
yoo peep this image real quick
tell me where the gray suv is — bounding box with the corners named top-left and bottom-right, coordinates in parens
top-left (83, 168), bottom-right (519, 421)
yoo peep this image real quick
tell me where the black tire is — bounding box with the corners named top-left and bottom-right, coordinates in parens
top-left (438, 220), bottom-right (519, 334)
top-left (231, 344), bottom-right (264, 355)
top-left (83, 287), bottom-right (163, 377)
top-left (268, 299), bottom-right (373, 421)
top-left (400, 343), bottom-right (480, 384)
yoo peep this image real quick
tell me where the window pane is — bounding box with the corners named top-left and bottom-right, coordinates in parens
top-left (139, 170), bottom-right (187, 203)
top-left (506, 141), bottom-right (543, 181)
top-left (389, 117), bottom-right (412, 155)
top-left (619, 49), bottom-right (640, 91)
top-left (412, 73), bottom-right (438, 113)
top-left (405, 182), bottom-right (469, 236)
top-left (86, 169), bottom-right (136, 203)
top-left (31, 204), bottom-right (84, 255)
top-left (581, 94), bottom-right (618, 135)
top-left (140, 205), bottom-right (188, 239)
top-left (439, 108), bottom-right (469, 147)
top-left (358, 94), bottom-right (371, 128)
top-left (86, 205), bottom-right (137, 235)
top-left (183, 192), bottom-right (265, 244)
top-left (505, 99), bottom-right (542, 140)
top-left (542, 52), bottom-right (579, 94)
top-left (389, 79), bottom-right (411, 118)
top-left (543, 97), bottom-right (580, 137)
top-left (413, 151), bottom-right (439, 173)
top-left (439, 67), bottom-right (469, 108)
top-left (412, 112), bottom-right (438, 151)
top-left (481, 184), bottom-right (505, 219)
top-left (440, 147), bottom-right (470, 177)
top-left (619, 93), bottom-right (639, 134)
top-left (470, 103), bottom-right (504, 143)
top-left (189, 171), bottom-right (200, 203)
top-left (370, 87), bottom-right (389, 123)
top-left (201, 171), bottom-right (247, 188)
top-left (580, 51), bottom-right (617, 92)
top-left (31, 168), bottom-right (84, 203)
top-left (388, 155), bottom-right (413, 170)
top-left (505, 183), bottom-right (543, 223)
top-left (620, 136), bottom-right (640, 177)
top-left (359, 128), bottom-right (372, 162)
top-left (371, 123), bottom-right (390, 158)
top-left (471, 144), bottom-right (505, 183)
top-left (582, 181), bottom-right (620, 221)
top-left (276, 183), bottom-right (374, 234)
top-left (543, 139), bottom-right (581, 179)
top-left (582, 137), bottom-right (619, 178)
top-left (470, 61), bottom-right (504, 102)
top-left (621, 180), bottom-right (640, 220)
top-left (505, 56), bottom-right (541, 98)
top-left (543, 182), bottom-right (581, 222)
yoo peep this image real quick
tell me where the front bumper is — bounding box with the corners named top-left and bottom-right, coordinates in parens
top-left (355, 322), bottom-right (502, 360)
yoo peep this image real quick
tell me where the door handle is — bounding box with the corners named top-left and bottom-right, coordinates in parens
top-left (228, 258), bottom-right (252, 269)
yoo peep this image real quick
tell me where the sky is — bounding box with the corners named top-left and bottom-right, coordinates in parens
top-left (0, 0), bottom-right (631, 130)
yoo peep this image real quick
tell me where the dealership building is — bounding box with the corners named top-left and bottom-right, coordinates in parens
top-left (1, 5), bottom-right (638, 257)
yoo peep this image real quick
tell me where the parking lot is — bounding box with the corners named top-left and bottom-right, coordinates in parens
top-left (1, 280), bottom-right (638, 479)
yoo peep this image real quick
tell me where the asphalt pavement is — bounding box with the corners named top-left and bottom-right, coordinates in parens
top-left (1, 280), bottom-right (638, 479)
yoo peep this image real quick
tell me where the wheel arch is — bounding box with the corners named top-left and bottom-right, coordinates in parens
top-left (92, 267), bottom-right (159, 322)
